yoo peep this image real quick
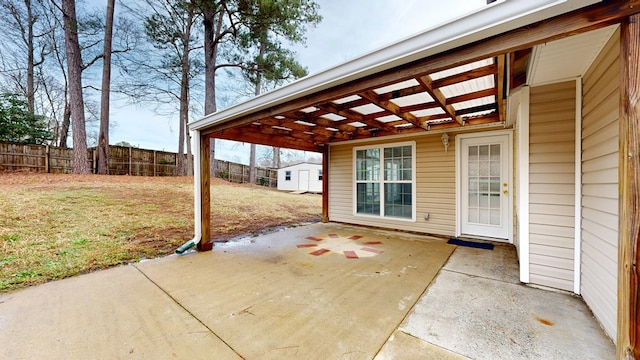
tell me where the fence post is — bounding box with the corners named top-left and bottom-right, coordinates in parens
top-left (153, 150), bottom-right (157, 176)
top-left (128, 146), bottom-right (132, 176)
top-left (45, 145), bottom-right (50, 173)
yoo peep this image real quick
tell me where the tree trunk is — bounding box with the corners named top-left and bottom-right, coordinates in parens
top-left (25, 0), bottom-right (35, 114)
top-left (59, 101), bottom-right (71, 148)
top-left (249, 144), bottom-right (256, 183)
top-left (203, 6), bottom-right (223, 173)
top-left (249, 41), bottom-right (266, 184)
top-left (273, 147), bottom-right (280, 168)
top-left (177, 102), bottom-right (186, 176)
top-left (177, 4), bottom-right (195, 177)
top-left (51, 5), bottom-right (71, 148)
top-left (97, 0), bottom-right (115, 175)
top-left (186, 124), bottom-right (193, 176)
top-left (202, 6), bottom-right (218, 115)
top-left (62, 0), bottom-right (88, 173)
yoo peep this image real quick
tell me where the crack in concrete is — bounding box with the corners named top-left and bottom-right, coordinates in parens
top-left (132, 264), bottom-right (246, 360)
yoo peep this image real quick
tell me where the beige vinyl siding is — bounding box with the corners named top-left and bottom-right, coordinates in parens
top-left (328, 135), bottom-right (456, 236)
top-left (580, 29), bottom-right (619, 341)
top-left (528, 81), bottom-right (576, 292)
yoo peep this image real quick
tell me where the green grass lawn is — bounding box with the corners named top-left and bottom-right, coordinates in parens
top-left (0, 173), bottom-right (321, 292)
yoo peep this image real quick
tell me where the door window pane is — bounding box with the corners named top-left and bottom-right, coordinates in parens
top-left (490, 177), bottom-right (500, 192)
top-left (479, 193), bottom-right (489, 208)
top-left (468, 208), bottom-right (479, 223)
top-left (490, 194), bottom-right (500, 209)
top-left (468, 193), bottom-right (479, 207)
top-left (490, 209), bottom-right (501, 225)
top-left (479, 209), bottom-right (490, 224)
top-left (479, 178), bottom-right (489, 192)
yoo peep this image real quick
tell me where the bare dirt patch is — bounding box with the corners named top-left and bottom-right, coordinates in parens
top-left (0, 173), bottom-right (321, 292)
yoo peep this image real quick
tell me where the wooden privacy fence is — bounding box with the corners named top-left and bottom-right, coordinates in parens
top-left (93, 146), bottom-right (183, 176)
top-left (0, 142), bottom-right (75, 173)
top-left (213, 159), bottom-right (277, 187)
top-left (0, 142), bottom-right (184, 176)
top-left (0, 141), bottom-right (278, 186)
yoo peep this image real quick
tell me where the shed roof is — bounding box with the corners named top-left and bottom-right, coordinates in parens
top-left (190, 0), bottom-right (620, 152)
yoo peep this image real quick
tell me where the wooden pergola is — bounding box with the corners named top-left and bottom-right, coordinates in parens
top-left (192, 1), bottom-right (640, 357)
top-left (206, 55), bottom-right (510, 149)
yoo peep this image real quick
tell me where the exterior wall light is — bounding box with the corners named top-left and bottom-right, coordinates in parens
top-left (441, 133), bottom-right (450, 153)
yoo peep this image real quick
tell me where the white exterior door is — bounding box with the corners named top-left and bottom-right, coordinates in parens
top-left (298, 170), bottom-right (310, 191)
top-left (460, 134), bottom-right (510, 239)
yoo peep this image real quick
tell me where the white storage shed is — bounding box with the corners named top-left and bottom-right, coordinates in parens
top-left (277, 163), bottom-right (323, 193)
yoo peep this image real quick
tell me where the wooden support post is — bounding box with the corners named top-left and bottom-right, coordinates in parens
top-left (198, 135), bottom-right (212, 251)
top-left (128, 146), bottom-right (132, 176)
top-left (153, 150), bottom-right (157, 176)
top-left (321, 145), bottom-right (329, 223)
top-left (618, 13), bottom-right (640, 360)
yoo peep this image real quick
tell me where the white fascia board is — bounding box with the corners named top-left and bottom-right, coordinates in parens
top-left (190, 0), bottom-right (600, 131)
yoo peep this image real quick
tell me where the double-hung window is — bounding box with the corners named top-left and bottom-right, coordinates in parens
top-left (354, 142), bottom-right (415, 220)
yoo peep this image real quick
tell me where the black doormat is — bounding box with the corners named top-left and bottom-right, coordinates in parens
top-left (447, 238), bottom-right (494, 250)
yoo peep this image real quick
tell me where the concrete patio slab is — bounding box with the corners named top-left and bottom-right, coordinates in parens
top-left (0, 223), bottom-right (616, 359)
top-left (135, 223), bottom-right (455, 359)
top-left (0, 265), bottom-right (241, 360)
top-left (399, 244), bottom-right (616, 359)
top-left (442, 242), bottom-right (520, 284)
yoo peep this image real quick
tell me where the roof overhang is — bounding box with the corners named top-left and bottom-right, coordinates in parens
top-left (190, 0), bottom-right (639, 153)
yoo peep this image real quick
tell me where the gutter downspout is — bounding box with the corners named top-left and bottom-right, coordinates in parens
top-left (176, 129), bottom-right (202, 254)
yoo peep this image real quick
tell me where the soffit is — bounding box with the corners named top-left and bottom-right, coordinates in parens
top-left (528, 24), bottom-right (618, 85)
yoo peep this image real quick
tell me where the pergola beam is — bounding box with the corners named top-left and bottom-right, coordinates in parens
top-left (260, 117), bottom-right (352, 140)
top-left (421, 113), bottom-right (500, 131)
top-left (431, 63), bottom-right (497, 89)
top-left (317, 102), bottom-right (399, 134)
top-left (399, 102), bottom-right (440, 114)
top-left (360, 90), bottom-right (424, 128)
top-left (418, 74), bottom-right (461, 125)
top-left (377, 84), bottom-right (426, 101)
top-left (446, 88), bottom-right (496, 105)
top-left (212, 127), bottom-right (324, 153)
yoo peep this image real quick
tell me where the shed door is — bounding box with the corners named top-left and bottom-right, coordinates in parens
top-left (298, 170), bottom-right (310, 191)
top-left (460, 135), bottom-right (510, 239)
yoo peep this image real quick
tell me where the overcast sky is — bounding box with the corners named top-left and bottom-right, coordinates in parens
top-left (108, 0), bottom-right (486, 162)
